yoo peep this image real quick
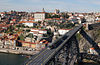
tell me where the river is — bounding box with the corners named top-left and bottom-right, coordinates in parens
top-left (0, 53), bottom-right (28, 65)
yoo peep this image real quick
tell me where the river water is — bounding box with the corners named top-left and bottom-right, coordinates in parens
top-left (0, 53), bottom-right (28, 65)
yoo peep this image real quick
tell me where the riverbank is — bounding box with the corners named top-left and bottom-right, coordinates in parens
top-left (0, 48), bottom-right (39, 55)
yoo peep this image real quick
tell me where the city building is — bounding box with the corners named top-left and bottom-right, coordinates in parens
top-left (30, 28), bottom-right (47, 40)
top-left (58, 29), bottom-right (72, 35)
top-left (34, 12), bottom-right (48, 21)
top-left (18, 40), bottom-right (37, 48)
top-left (18, 40), bottom-right (48, 49)
top-left (55, 9), bottom-right (60, 14)
top-left (19, 21), bottom-right (38, 27)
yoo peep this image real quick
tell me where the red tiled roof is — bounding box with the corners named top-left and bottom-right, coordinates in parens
top-left (30, 32), bottom-right (43, 34)
top-left (2, 24), bottom-right (11, 28)
top-left (29, 18), bottom-right (34, 20)
top-left (0, 12), bottom-right (5, 14)
top-left (31, 28), bottom-right (47, 31)
top-left (97, 20), bottom-right (100, 22)
top-left (45, 18), bottom-right (60, 20)
top-left (0, 24), bottom-right (4, 26)
top-left (12, 19), bottom-right (16, 21)
top-left (53, 18), bottom-right (60, 20)
top-left (45, 18), bottom-right (52, 20)
top-left (34, 12), bottom-right (47, 14)
top-left (30, 31), bottom-right (38, 33)
top-left (18, 40), bottom-right (38, 44)
top-left (40, 40), bottom-right (48, 44)
top-left (19, 21), bottom-right (37, 23)
top-left (90, 48), bottom-right (95, 50)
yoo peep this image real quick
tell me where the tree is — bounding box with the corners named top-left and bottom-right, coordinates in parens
top-left (38, 21), bottom-right (41, 24)
top-left (27, 33), bottom-right (34, 42)
top-left (66, 14), bottom-right (69, 19)
top-left (59, 23), bottom-right (74, 29)
top-left (81, 17), bottom-right (86, 23)
top-left (26, 29), bottom-right (30, 32)
top-left (46, 14), bottom-right (52, 18)
top-left (52, 14), bottom-right (60, 18)
top-left (19, 34), bottom-right (24, 41)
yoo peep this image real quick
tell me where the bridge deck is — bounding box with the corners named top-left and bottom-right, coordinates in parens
top-left (24, 24), bottom-right (83, 65)
top-left (25, 49), bottom-right (55, 65)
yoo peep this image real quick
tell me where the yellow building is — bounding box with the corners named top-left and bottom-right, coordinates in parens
top-left (18, 40), bottom-right (48, 49)
top-left (18, 40), bottom-right (37, 48)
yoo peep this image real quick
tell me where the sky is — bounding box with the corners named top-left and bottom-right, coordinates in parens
top-left (0, 0), bottom-right (100, 12)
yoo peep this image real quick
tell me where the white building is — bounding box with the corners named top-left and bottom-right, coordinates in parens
top-left (85, 15), bottom-right (95, 24)
top-left (34, 12), bottom-right (47, 21)
top-left (89, 48), bottom-right (98, 55)
top-left (30, 29), bottom-right (47, 34)
top-left (58, 29), bottom-right (72, 35)
top-left (30, 29), bottom-right (47, 41)
top-left (19, 21), bottom-right (37, 27)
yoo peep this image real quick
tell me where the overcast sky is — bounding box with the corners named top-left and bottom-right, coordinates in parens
top-left (0, 0), bottom-right (100, 12)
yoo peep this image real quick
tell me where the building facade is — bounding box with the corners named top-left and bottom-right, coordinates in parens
top-left (34, 12), bottom-right (47, 21)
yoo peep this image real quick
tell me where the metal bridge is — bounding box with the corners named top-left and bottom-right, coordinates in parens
top-left (24, 24), bottom-right (100, 65)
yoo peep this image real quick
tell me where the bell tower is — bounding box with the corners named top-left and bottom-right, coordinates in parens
top-left (42, 8), bottom-right (45, 12)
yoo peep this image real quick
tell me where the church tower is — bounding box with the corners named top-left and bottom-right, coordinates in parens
top-left (42, 8), bottom-right (45, 12)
